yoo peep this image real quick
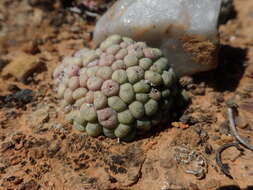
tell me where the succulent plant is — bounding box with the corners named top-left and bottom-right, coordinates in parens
top-left (53, 35), bottom-right (188, 141)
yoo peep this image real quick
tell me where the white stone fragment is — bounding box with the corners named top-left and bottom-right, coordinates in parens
top-left (94, 0), bottom-right (222, 76)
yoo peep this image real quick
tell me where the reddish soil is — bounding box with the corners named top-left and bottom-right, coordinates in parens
top-left (0, 0), bottom-right (253, 190)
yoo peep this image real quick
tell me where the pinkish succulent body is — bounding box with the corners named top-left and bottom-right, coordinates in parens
top-left (53, 35), bottom-right (187, 141)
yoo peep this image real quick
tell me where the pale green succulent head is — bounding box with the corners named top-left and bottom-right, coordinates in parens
top-left (53, 35), bottom-right (188, 141)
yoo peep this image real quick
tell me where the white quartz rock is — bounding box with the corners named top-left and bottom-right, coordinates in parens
top-left (94, 0), bottom-right (222, 76)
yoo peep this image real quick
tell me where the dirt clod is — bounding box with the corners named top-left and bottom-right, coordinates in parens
top-left (1, 53), bottom-right (41, 81)
top-left (0, 89), bottom-right (34, 108)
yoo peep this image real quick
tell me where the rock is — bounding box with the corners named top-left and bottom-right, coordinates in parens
top-left (1, 89), bottom-right (34, 108)
top-left (26, 104), bottom-right (57, 133)
top-left (94, 0), bottom-right (222, 76)
top-left (104, 144), bottom-right (145, 186)
top-left (27, 106), bottom-right (49, 124)
top-left (1, 53), bottom-right (41, 81)
top-left (235, 110), bottom-right (251, 129)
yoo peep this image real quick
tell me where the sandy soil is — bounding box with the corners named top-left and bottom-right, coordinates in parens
top-left (0, 0), bottom-right (253, 190)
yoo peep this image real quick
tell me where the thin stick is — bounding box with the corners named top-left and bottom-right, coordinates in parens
top-left (215, 142), bottom-right (243, 178)
top-left (227, 107), bottom-right (253, 151)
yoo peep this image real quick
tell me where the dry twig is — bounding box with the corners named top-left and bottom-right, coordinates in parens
top-left (227, 107), bottom-right (253, 151)
top-left (215, 142), bottom-right (243, 178)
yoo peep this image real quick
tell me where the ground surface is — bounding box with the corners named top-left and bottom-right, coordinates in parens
top-left (0, 0), bottom-right (253, 190)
